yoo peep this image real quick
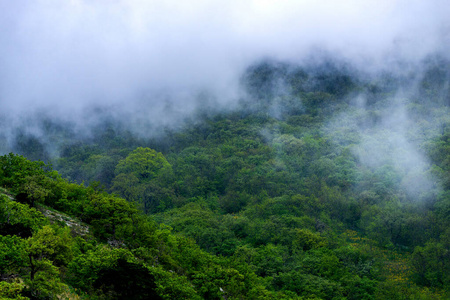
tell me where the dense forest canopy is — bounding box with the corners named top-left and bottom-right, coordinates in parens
top-left (0, 54), bottom-right (449, 299)
top-left (1, 1), bottom-right (449, 298)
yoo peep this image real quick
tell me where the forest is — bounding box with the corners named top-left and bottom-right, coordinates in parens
top-left (1, 55), bottom-right (450, 299)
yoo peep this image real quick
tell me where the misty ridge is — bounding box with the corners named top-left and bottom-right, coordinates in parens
top-left (1, 52), bottom-right (449, 200)
top-left (1, 0), bottom-right (449, 202)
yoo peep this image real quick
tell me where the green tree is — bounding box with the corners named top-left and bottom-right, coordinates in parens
top-left (68, 246), bottom-right (198, 300)
top-left (0, 195), bottom-right (48, 237)
top-left (19, 175), bottom-right (51, 207)
top-left (111, 147), bottom-right (174, 213)
top-left (0, 235), bottom-right (27, 281)
top-left (0, 153), bottom-right (50, 190)
top-left (0, 281), bottom-right (29, 300)
top-left (25, 226), bottom-right (71, 299)
top-left (412, 240), bottom-right (450, 288)
top-left (113, 147), bottom-right (172, 182)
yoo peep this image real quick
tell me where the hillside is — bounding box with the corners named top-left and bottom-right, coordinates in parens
top-left (1, 58), bottom-right (449, 299)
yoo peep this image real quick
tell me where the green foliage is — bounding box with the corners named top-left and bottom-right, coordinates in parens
top-left (19, 175), bottom-right (51, 207)
top-left (2, 59), bottom-right (450, 298)
top-left (68, 246), bottom-right (180, 299)
top-left (0, 281), bottom-right (29, 300)
top-left (0, 235), bottom-right (27, 279)
top-left (24, 258), bottom-right (67, 299)
top-left (25, 225), bottom-right (72, 298)
top-left (0, 153), bottom-right (51, 190)
top-left (114, 147), bottom-right (172, 181)
top-left (273, 271), bottom-right (345, 299)
top-left (158, 202), bottom-right (239, 255)
top-left (0, 154), bottom-right (278, 298)
top-left (292, 228), bottom-right (327, 252)
top-left (27, 225), bottom-right (73, 267)
top-left (412, 239), bottom-right (450, 288)
top-left (0, 195), bottom-right (48, 237)
top-left (111, 147), bottom-right (175, 213)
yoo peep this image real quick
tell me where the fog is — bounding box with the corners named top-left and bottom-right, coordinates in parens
top-left (0, 0), bottom-right (449, 158)
top-left (1, 0), bottom-right (448, 113)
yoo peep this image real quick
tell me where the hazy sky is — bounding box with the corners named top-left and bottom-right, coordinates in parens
top-left (0, 0), bottom-right (448, 115)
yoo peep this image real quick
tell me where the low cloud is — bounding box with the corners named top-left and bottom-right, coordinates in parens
top-left (0, 0), bottom-right (448, 149)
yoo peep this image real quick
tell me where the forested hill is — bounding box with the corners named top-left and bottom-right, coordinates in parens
top-left (1, 57), bottom-right (450, 299)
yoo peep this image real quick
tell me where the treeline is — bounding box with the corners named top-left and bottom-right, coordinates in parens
top-left (1, 55), bottom-right (450, 299)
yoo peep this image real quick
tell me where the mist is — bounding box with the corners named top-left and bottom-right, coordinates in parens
top-left (0, 0), bottom-right (449, 158)
top-left (1, 1), bottom-right (448, 108)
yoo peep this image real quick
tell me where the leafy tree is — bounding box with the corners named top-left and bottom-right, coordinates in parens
top-left (25, 226), bottom-right (71, 298)
top-left (114, 147), bottom-right (172, 182)
top-left (292, 228), bottom-right (327, 252)
top-left (111, 147), bottom-right (174, 213)
top-left (68, 245), bottom-right (199, 300)
top-left (0, 153), bottom-right (49, 190)
top-left (19, 175), bottom-right (51, 207)
top-left (0, 235), bottom-right (27, 281)
top-left (412, 240), bottom-right (450, 288)
top-left (0, 195), bottom-right (48, 237)
top-left (0, 281), bottom-right (29, 300)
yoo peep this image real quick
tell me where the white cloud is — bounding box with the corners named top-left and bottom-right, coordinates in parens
top-left (0, 0), bottom-right (448, 115)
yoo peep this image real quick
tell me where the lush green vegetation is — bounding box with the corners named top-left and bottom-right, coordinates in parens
top-left (1, 57), bottom-right (449, 299)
